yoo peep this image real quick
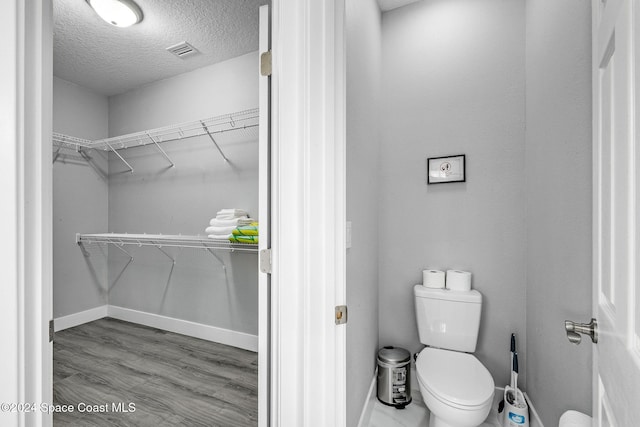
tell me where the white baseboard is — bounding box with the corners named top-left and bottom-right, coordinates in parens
top-left (524, 392), bottom-right (544, 427)
top-left (54, 305), bottom-right (108, 332)
top-left (107, 305), bottom-right (258, 352)
top-left (357, 371), bottom-right (378, 427)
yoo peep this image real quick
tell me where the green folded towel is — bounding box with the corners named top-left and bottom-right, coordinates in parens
top-left (229, 235), bottom-right (259, 244)
top-left (232, 224), bottom-right (259, 236)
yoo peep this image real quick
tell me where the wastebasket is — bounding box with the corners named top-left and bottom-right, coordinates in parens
top-left (377, 346), bottom-right (411, 408)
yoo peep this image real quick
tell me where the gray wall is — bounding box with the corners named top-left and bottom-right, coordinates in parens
top-left (379, 0), bottom-right (527, 389)
top-left (525, 1), bottom-right (592, 425)
top-left (53, 77), bottom-right (109, 318)
top-left (106, 52), bottom-right (259, 334)
top-left (346, 0), bottom-right (381, 425)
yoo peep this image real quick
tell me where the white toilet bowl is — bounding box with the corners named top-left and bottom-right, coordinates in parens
top-left (559, 410), bottom-right (592, 427)
top-left (416, 348), bottom-right (494, 427)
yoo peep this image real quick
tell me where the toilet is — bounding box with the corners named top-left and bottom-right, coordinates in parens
top-left (414, 285), bottom-right (495, 427)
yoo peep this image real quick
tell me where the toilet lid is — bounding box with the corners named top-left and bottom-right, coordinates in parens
top-left (416, 347), bottom-right (494, 408)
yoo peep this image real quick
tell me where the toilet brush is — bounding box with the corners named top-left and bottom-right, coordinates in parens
top-left (499, 334), bottom-right (529, 427)
top-left (498, 334), bottom-right (516, 416)
top-left (501, 352), bottom-right (529, 427)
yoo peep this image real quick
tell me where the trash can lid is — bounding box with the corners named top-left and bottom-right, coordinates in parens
top-left (378, 346), bottom-right (411, 364)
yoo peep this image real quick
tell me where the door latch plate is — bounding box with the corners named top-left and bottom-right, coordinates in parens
top-left (260, 249), bottom-right (272, 274)
top-left (335, 305), bottom-right (347, 325)
top-left (260, 51), bottom-right (272, 76)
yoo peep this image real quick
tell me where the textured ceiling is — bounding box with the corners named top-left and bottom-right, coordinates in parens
top-left (377, 0), bottom-right (421, 12)
top-left (54, 0), bottom-right (268, 96)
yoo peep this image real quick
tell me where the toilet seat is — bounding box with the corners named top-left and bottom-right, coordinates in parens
top-left (416, 347), bottom-right (494, 410)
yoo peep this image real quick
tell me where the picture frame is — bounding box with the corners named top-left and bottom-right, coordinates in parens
top-left (427, 154), bottom-right (466, 184)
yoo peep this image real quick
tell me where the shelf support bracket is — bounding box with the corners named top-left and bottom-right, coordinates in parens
top-left (53, 143), bottom-right (63, 164)
top-left (204, 246), bottom-right (227, 271)
top-left (152, 242), bottom-right (176, 265)
top-left (152, 241), bottom-right (178, 285)
top-left (200, 121), bottom-right (229, 163)
top-left (113, 242), bottom-right (134, 261)
top-left (146, 133), bottom-right (175, 168)
top-left (103, 140), bottom-right (134, 173)
top-left (109, 243), bottom-right (135, 279)
top-left (77, 239), bottom-right (91, 257)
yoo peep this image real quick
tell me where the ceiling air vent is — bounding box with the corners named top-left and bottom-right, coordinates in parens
top-left (166, 42), bottom-right (199, 59)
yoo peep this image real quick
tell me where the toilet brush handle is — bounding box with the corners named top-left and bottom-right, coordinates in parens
top-left (510, 334), bottom-right (517, 388)
top-left (513, 353), bottom-right (519, 390)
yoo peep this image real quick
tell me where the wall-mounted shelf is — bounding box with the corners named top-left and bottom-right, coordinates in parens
top-left (77, 232), bottom-right (258, 275)
top-left (76, 233), bottom-right (258, 253)
top-left (53, 108), bottom-right (259, 172)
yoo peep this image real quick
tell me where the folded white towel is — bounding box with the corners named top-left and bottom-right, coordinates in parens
top-left (205, 225), bottom-right (237, 235)
top-left (208, 234), bottom-right (232, 240)
top-left (216, 215), bottom-right (239, 221)
top-left (208, 217), bottom-right (256, 227)
top-left (217, 208), bottom-right (248, 217)
top-left (209, 217), bottom-right (247, 227)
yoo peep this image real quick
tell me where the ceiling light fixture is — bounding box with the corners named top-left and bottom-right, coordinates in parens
top-left (86, 0), bottom-right (143, 28)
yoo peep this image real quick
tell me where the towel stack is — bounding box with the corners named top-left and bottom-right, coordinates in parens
top-left (229, 222), bottom-right (259, 244)
top-left (206, 209), bottom-right (253, 240)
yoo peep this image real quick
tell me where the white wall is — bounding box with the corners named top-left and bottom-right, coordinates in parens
top-left (53, 76), bottom-right (109, 318)
top-left (346, 0), bottom-right (381, 425)
top-left (525, 1), bottom-right (592, 425)
top-left (379, 0), bottom-right (526, 389)
top-left (106, 52), bottom-right (259, 334)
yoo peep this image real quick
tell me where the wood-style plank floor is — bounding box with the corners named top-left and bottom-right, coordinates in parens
top-left (53, 318), bottom-right (258, 426)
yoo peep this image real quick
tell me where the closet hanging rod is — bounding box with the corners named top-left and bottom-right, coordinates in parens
top-left (76, 233), bottom-right (259, 253)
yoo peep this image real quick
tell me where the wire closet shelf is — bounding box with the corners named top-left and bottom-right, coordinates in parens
top-left (77, 233), bottom-right (259, 253)
top-left (53, 108), bottom-right (259, 171)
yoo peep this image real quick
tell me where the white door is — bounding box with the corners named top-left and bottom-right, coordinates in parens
top-left (592, 0), bottom-right (640, 425)
top-left (258, 4), bottom-right (271, 427)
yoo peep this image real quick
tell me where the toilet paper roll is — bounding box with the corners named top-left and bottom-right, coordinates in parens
top-left (422, 270), bottom-right (445, 289)
top-left (446, 270), bottom-right (472, 291)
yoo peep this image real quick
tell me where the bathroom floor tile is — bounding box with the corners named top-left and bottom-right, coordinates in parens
top-left (367, 387), bottom-right (503, 427)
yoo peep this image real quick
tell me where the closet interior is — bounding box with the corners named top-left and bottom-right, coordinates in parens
top-left (52, 0), bottom-right (266, 425)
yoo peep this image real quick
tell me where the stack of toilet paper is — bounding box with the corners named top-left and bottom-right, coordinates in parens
top-left (422, 269), bottom-right (472, 291)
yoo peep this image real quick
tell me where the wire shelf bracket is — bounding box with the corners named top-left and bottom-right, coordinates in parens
top-left (201, 121), bottom-right (229, 163)
top-left (146, 133), bottom-right (175, 168)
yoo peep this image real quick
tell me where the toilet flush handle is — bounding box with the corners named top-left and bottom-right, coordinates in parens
top-left (564, 318), bottom-right (598, 345)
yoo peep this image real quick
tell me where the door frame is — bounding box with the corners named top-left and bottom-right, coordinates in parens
top-left (2, 0), bottom-right (347, 426)
top-left (270, 0), bottom-right (346, 425)
top-left (0, 0), bottom-right (53, 426)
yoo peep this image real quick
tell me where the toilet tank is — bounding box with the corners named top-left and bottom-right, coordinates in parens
top-left (414, 285), bottom-right (482, 352)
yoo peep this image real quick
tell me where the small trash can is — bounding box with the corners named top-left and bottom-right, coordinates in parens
top-left (377, 346), bottom-right (411, 408)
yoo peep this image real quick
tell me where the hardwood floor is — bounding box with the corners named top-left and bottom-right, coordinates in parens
top-left (53, 318), bottom-right (258, 426)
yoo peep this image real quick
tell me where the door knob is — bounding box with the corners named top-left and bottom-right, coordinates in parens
top-left (564, 318), bottom-right (598, 344)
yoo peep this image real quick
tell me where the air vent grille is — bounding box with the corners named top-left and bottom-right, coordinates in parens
top-left (166, 42), bottom-right (199, 59)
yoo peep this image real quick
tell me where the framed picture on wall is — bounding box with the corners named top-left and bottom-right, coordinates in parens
top-left (427, 154), bottom-right (466, 184)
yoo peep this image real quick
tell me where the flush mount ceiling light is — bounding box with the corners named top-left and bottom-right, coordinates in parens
top-left (86, 0), bottom-right (143, 28)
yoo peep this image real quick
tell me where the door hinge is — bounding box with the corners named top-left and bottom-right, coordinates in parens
top-left (49, 319), bottom-right (54, 342)
top-left (335, 305), bottom-right (348, 325)
top-left (260, 50), bottom-right (272, 76)
top-left (260, 248), bottom-right (272, 274)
